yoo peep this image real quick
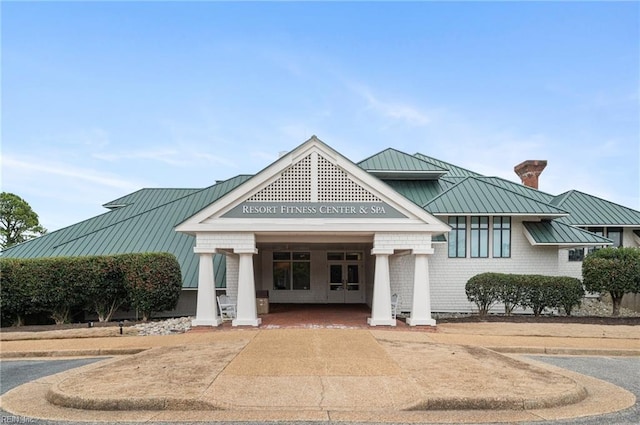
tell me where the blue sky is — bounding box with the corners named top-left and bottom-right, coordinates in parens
top-left (2, 1), bottom-right (639, 231)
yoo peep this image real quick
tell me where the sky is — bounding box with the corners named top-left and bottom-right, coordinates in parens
top-left (2, 1), bottom-right (639, 232)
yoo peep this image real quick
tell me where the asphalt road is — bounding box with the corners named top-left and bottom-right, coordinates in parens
top-left (1, 356), bottom-right (638, 425)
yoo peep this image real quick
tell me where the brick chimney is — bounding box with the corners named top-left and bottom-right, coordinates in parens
top-left (514, 160), bottom-right (547, 189)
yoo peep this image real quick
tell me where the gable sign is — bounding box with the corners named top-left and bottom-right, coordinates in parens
top-left (222, 201), bottom-right (407, 219)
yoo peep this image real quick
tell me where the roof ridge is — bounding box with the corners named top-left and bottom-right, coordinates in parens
top-left (413, 152), bottom-right (481, 176)
top-left (424, 175), bottom-right (569, 215)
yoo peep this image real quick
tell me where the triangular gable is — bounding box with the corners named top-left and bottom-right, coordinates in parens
top-left (176, 136), bottom-right (449, 234)
top-left (424, 177), bottom-right (569, 217)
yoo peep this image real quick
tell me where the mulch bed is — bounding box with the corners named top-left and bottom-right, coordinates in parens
top-left (436, 315), bottom-right (640, 326)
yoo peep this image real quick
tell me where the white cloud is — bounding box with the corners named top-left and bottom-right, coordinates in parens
top-left (350, 84), bottom-right (432, 126)
top-left (2, 155), bottom-right (142, 191)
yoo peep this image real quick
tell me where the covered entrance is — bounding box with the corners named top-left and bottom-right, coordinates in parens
top-left (176, 137), bottom-right (449, 328)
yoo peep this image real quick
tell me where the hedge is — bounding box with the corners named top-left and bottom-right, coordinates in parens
top-left (0, 253), bottom-right (183, 326)
top-left (465, 272), bottom-right (584, 317)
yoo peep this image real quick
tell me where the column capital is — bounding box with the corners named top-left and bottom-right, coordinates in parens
top-left (371, 248), bottom-right (394, 256)
top-left (234, 248), bottom-right (258, 255)
top-left (412, 248), bottom-right (434, 255)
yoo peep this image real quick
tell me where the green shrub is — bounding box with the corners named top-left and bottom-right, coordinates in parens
top-left (583, 247), bottom-right (640, 316)
top-left (30, 257), bottom-right (89, 324)
top-left (498, 273), bottom-right (524, 315)
top-left (83, 256), bottom-right (127, 322)
top-left (0, 259), bottom-right (38, 326)
top-left (555, 276), bottom-right (584, 316)
top-left (117, 253), bottom-right (182, 321)
top-left (465, 272), bottom-right (502, 317)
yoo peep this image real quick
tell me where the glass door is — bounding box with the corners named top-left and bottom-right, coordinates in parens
top-left (327, 252), bottom-right (364, 303)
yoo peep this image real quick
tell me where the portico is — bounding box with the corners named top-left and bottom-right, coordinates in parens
top-left (176, 137), bottom-right (449, 327)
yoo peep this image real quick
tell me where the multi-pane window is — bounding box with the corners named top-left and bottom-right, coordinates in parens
top-left (273, 252), bottom-right (311, 290)
top-left (607, 228), bottom-right (623, 247)
top-left (448, 217), bottom-right (467, 258)
top-left (568, 227), bottom-right (623, 262)
top-left (493, 217), bottom-right (511, 258)
top-left (470, 216), bottom-right (489, 258)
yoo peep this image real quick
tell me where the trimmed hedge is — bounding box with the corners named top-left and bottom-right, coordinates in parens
top-left (465, 272), bottom-right (584, 317)
top-left (0, 253), bottom-right (182, 326)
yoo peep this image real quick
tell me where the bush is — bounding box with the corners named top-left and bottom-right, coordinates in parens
top-left (465, 272), bottom-right (585, 317)
top-left (30, 257), bottom-right (88, 324)
top-left (498, 274), bottom-right (524, 315)
top-left (117, 253), bottom-right (182, 322)
top-left (465, 272), bottom-right (502, 317)
top-left (83, 256), bottom-right (127, 322)
top-left (555, 276), bottom-right (584, 316)
top-left (0, 259), bottom-right (37, 326)
top-left (583, 247), bottom-right (640, 316)
top-left (1, 253), bottom-right (183, 325)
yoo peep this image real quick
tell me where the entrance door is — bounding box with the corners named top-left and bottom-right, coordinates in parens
top-left (327, 252), bottom-right (364, 303)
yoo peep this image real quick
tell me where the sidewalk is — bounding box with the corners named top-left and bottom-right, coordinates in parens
top-left (0, 322), bottom-right (638, 423)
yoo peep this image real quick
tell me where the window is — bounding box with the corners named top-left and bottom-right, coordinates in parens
top-left (273, 252), bottom-right (310, 290)
top-left (493, 217), bottom-right (511, 258)
top-left (471, 216), bottom-right (489, 258)
top-left (587, 227), bottom-right (604, 255)
top-left (607, 228), bottom-right (623, 247)
top-left (448, 217), bottom-right (466, 258)
top-left (568, 248), bottom-right (585, 262)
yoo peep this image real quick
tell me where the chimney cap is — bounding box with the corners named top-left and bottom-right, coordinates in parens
top-left (514, 160), bottom-right (547, 189)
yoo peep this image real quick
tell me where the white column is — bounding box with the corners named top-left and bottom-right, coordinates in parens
top-left (406, 250), bottom-right (436, 326)
top-left (192, 252), bottom-right (222, 327)
top-left (232, 250), bottom-right (261, 327)
top-left (368, 249), bottom-right (396, 326)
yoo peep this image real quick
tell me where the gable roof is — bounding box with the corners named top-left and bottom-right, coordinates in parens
top-left (423, 177), bottom-right (569, 216)
top-left (551, 190), bottom-right (640, 226)
top-left (357, 148), bottom-right (448, 179)
top-left (176, 136), bottom-right (450, 234)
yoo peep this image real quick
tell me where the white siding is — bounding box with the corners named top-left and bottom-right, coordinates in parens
top-left (430, 217), bottom-right (560, 313)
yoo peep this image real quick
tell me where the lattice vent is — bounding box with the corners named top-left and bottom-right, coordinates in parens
top-left (317, 155), bottom-right (380, 202)
top-left (248, 154), bottom-right (312, 202)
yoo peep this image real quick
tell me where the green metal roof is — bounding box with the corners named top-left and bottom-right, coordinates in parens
top-left (383, 179), bottom-right (455, 206)
top-left (552, 190), bottom-right (640, 226)
top-left (523, 221), bottom-right (613, 246)
top-left (424, 177), bottom-right (569, 216)
top-left (358, 148), bottom-right (448, 179)
top-left (413, 153), bottom-right (482, 177)
top-left (103, 188), bottom-right (201, 210)
top-left (1, 175), bottom-right (252, 288)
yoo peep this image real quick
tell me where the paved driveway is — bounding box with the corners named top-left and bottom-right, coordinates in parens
top-left (1, 356), bottom-right (639, 425)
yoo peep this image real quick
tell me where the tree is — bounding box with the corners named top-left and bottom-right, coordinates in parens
top-left (582, 247), bottom-right (640, 316)
top-left (0, 192), bottom-right (47, 249)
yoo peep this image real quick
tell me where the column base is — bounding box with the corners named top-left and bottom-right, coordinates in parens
top-left (191, 318), bottom-right (223, 327)
top-left (232, 318), bottom-right (262, 327)
top-left (406, 317), bottom-right (437, 326)
top-left (367, 318), bottom-right (397, 326)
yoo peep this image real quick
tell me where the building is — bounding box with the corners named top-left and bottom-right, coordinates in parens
top-left (3, 136), bottom-right (639, 326)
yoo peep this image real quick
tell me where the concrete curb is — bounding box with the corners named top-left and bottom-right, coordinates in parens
top-left (488, 346), bottom-right (640, 356)
top-left (0, 348), bottom-right (147, 359)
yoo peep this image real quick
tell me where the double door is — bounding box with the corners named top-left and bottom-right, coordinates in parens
top-left (327, 252), bottom-right (364, 303)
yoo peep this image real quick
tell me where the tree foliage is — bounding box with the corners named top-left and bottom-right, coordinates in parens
top-left (0, 192), bottom-right (47, 249)
top-left (583, 247), bottom-right (640, 316)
